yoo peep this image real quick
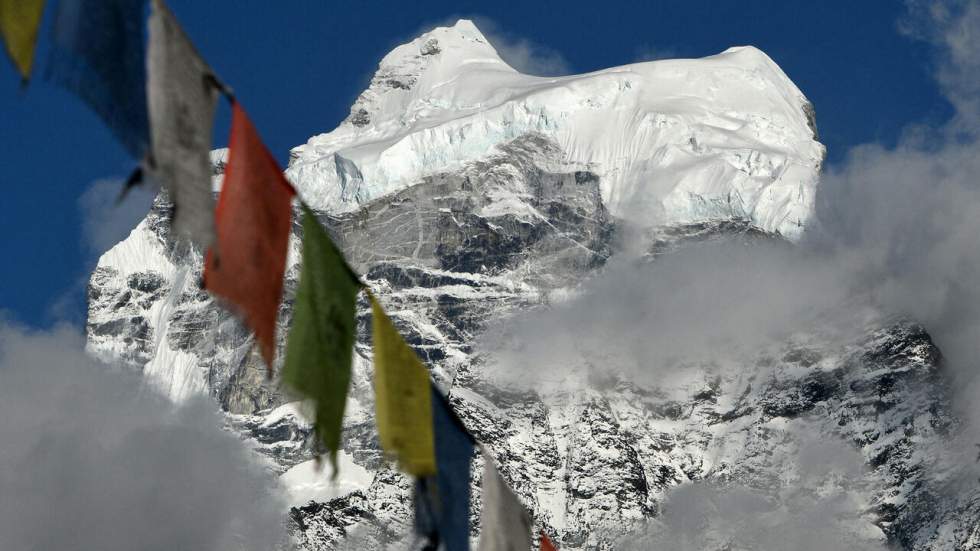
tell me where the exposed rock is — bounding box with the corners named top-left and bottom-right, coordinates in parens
top-left (420, 38), bottom-right (441, 56)
top-left (85, 19), bottom-right (980, 551)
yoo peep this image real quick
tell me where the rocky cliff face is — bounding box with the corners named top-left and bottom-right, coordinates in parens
top-left (87, 20), bottom-right (980, 551)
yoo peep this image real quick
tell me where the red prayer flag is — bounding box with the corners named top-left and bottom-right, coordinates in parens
top-left (540, 532), bottom-right (558, 551)
top-left (204, 102), bottom-right (295, 373)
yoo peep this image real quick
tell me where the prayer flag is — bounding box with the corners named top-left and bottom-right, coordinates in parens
top-left (414, 478), bottom-right (440, 549)
top-left (0, 0), bottom-right (45, 80)
top-left (282, 203), bottom-right (362, 473)
top-left (478, 448), bottom-right (532, 551)
top-left (146, 0), bottom-right (220, 249)
top-left (414, 388), bottom-right (474, 551)
top-left (369, 293), bottom-right (436, 476)
top-left (540, 532), bottom-right (557, 551)
top-left (204, 102), bottom-right (294, 373)
top-left (47, 0), bottom-right (149, 158)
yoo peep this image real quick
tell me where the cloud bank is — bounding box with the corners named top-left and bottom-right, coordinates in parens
top-left (0, 321), bottom-right (287, 551)
top-left (814, 0), bottom-right (980, 427)
top-left (484, 239), bottom-right (864, 388)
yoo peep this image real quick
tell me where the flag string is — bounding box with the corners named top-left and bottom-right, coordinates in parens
top-left (8, 1), bottom-right (554, 549)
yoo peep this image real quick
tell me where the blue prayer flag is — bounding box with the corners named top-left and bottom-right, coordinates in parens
top-left (414, 477), bottom-right (440, 546)
top-left (415, 387), bottom-right (474, 551)
top-left (47, 0), bottom-right (149, 158)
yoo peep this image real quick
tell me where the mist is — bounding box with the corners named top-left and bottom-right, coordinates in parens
top-left (620, 479), bottom-right (889, 551)
top-left (483, 239), bottom-right (868, 389)
top-left (601, 420), bottom-right (889, 550)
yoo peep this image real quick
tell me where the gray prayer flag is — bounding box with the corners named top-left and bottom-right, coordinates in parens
top-left (147, 0), bottom-right (219, 249)
top-left (478, 447), bottom-right (533, 551)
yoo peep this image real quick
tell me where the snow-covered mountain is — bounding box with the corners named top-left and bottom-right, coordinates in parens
top-left (87, 20), bottom-right (980, 550)
top-left (286, 19), bottom-right (822, 240)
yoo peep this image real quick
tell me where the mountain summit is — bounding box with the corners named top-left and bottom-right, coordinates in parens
top-left (287, 19), bottom-right (823, 240)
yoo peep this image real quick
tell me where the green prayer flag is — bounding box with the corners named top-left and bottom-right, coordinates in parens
top-left (283, 203), bottom-right (363, 474)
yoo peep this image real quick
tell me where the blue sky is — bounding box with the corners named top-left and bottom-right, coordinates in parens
top-left (0, 1), bottom-right (952, 327)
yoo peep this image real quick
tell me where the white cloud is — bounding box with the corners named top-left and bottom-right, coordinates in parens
top-left (618, 427), bottom-right (886, 550)
top-left (632, 45), bottom-right (680, 63)
top-left (78, 177), bottom-right (156, 256)
top-left (411, 16), bottom-right (572, 76)
top-left (464, 16), bottom-right (570, 76)
top-left (815, 0), bottom-right (980, 443)
top-left (0, 321), bottom-right (288, 551)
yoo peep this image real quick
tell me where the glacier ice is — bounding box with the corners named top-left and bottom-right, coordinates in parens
top-left (287, 19), bottom-right (823, 240)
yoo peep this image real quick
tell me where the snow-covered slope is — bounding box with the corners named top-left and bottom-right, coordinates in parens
top-left (287, 20), bottom-right (823, 240)
top-left (86, 19), bottom-right (980, 551)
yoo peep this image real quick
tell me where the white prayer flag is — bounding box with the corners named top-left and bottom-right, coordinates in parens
top-left (479, 447), bottom-right (533, 551)
top-left (146, 0), bottom-right (219, 249)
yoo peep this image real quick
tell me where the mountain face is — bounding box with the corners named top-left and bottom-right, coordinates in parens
top-left (87, 20), bottom-right (980, 551)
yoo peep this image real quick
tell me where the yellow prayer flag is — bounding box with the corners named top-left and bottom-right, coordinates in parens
top-left (369, 292), bottom-right (436, 476)
top-left (0, 0), bottom-right (45, 80)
